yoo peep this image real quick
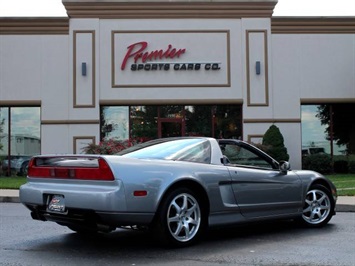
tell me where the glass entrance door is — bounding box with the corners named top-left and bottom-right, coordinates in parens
top-left (158, 118), bottom-right (185, 138)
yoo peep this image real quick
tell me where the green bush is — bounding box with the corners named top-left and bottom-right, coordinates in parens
top-left (302, 154), bottom-right (332, 174)
top-left (348, 161), bottom-right (355, 174)
top-left (262, 125), bottom-right (289, 162)
top-left (334, 160), bottom-right (348, 173)
top-left (332, 155), bottom-right (355, 174)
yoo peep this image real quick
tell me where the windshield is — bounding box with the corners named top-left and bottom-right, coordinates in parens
top-left (117, 138), bottom-right (211, 164)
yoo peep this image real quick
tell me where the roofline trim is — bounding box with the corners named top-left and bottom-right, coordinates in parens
top-left (271, 17), bottom-right (355, 34)
top-left (0, 17), bottom-right (69, 35)
top-left (63, 1), bottom-right (277, 18)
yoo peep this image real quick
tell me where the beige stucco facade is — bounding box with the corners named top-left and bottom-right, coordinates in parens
top-left (1, 0), bottom-right (354, 169)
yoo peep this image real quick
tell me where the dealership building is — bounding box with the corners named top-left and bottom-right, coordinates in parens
top-left (1, 0), bottom-right (355, 170)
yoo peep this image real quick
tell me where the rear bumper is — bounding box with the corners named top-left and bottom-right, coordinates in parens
top-left (20, 180), bottom-right (125, 211)
top-left (20, 181), bottom-right (155, 227)
top-left (25, 203), bottom-right (154, 227)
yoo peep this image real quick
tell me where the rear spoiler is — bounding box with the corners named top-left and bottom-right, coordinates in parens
top-left (27, 156), bottom-right (114, 181)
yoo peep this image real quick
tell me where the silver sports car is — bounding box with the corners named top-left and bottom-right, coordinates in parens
top-left (20, 137), bottom-right (337, 247)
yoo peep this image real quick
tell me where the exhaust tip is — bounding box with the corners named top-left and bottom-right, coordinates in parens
top-left (31, 211), bottom-right (46, 221)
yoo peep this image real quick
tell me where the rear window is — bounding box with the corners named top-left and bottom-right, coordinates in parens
top-left (118, 138), bottom-right (211, 164)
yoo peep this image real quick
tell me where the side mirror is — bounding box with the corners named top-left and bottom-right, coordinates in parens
top-left (279, 161), bottom-right (290, 174)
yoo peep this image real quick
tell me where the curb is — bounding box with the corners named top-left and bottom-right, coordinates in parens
top-left (336, 205), bottom-right (355, 212)
top-left (0, 196), bottom-right (20, 203)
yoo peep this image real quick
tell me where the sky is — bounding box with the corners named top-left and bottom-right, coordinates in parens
top-left (301, 106), bottom-right (326, 146)
top-left (0, 0), bottom-right (355, 17)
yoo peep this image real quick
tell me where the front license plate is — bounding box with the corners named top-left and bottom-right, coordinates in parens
top-left (47, 195), bottom-right (66, 213)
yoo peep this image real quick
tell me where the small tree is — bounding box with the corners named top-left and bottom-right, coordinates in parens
top-left (262, 125), bottom-right (289, 162)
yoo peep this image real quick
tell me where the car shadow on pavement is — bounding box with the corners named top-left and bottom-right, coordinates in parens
top-left (206, 219), bottom-right (336, 242)
top-left (20, 219), bottom-right (338, 266)
top-left (56, 219), bottom-right (337, 251)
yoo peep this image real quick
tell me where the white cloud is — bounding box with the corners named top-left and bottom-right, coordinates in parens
top-left (301, 106), bottom-right (327, 144)
top-left (273, 0), bottom-right (355, 16)
top-left (0, 0), bottom-right (66, 17)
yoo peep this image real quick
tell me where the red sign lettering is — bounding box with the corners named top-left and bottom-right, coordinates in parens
top-left (121, 41), bottom-right (186, 70)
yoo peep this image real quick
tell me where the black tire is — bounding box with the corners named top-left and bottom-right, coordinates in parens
top-left (20, 162), bottom-right (28, 176)
top-left (154, 187), bottom-right (206, 247)
top-left (299, 184), bottom-right (335, 227)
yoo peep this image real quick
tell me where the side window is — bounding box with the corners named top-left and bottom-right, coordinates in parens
top-left (220, 143), bottom-right (274, 169)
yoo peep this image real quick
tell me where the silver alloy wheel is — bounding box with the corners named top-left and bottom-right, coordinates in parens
top-left (166, 192), bottom-right (201, 243)
top-left (302, 188), bottom-right (331, 225)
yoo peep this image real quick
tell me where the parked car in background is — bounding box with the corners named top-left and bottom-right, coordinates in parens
top-left (1, 155), bottom-right (31, 176)
top-left (20, 137), bottom-right (337, 247)
top-left (302, 147), bottom-right (326, 156)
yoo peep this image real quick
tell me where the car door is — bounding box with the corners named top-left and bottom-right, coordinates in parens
top-left (219, 140), bottom-right (303, 219)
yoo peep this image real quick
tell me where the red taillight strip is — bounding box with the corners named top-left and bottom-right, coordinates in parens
top-left (28, 157), bottom-right (114, 181)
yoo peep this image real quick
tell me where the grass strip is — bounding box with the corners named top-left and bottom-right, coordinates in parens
top-left (1, 175), bottom-right (355, 196)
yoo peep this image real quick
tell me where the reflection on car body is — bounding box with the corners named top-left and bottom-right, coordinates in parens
top-left (20, 137), bottom-right (337, 247)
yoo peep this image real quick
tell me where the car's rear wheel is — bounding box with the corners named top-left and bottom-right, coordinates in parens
top-left (155, 187), bottom-right (206, 247)
top-left (300, 184), bottom-right (335, 227)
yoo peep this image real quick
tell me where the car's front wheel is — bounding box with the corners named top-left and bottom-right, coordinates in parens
top-left (155, 187), bottom-right (206, 247)
top-left (300, 184), bottom-right (335, 227)
top-left (20, 162), bottom-right (28, 176)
